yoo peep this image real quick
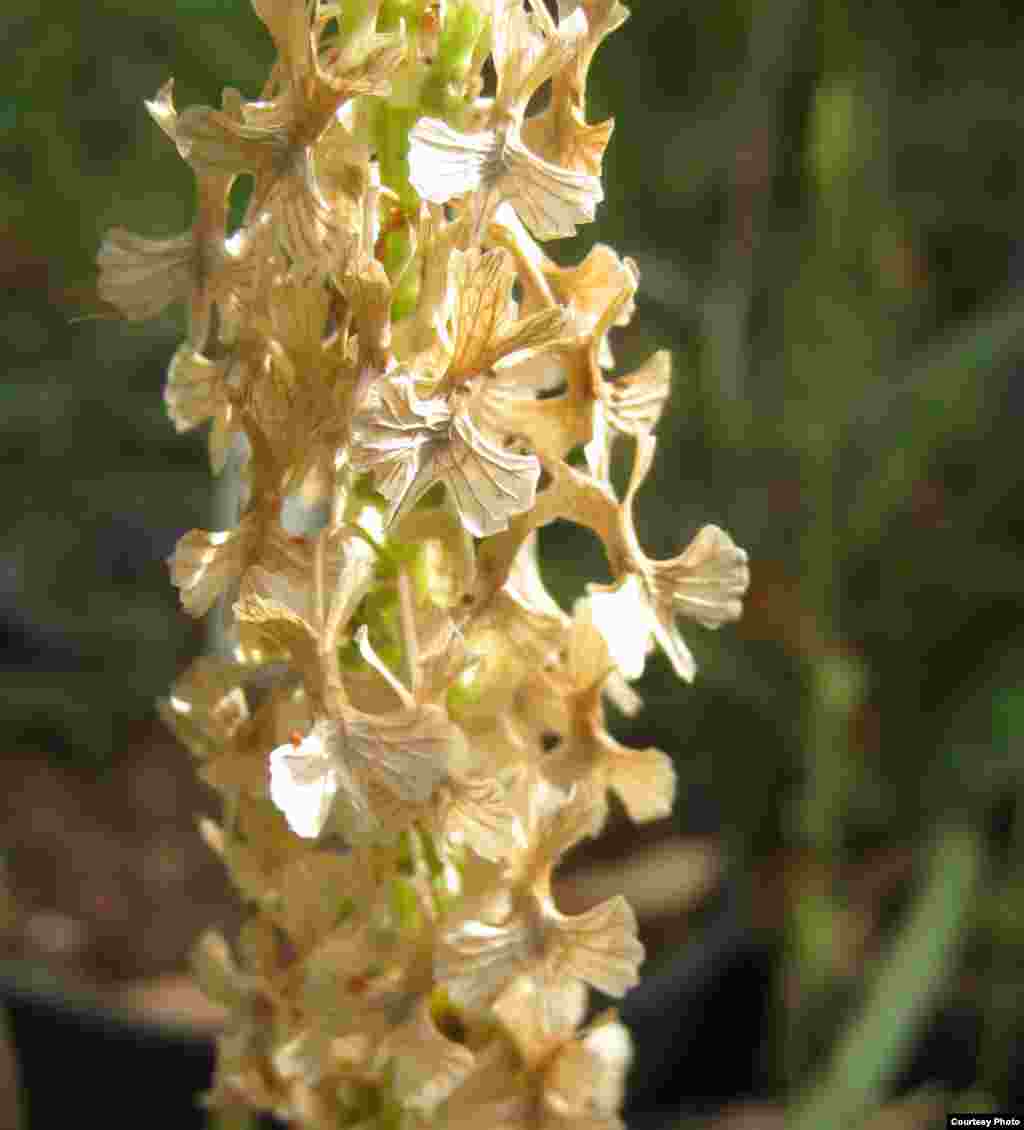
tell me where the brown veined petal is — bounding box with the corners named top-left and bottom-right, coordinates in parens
top-left (268, 155), bottom-right (342, 277)
top-left (500, 125), bottom-right (603, 240)
top-left (438, 408), bottom-right (541, 538)
top-left (96, 227), bottom-right (196, 323)
top-left (436, 772), bottom-right (524, 863)
top-left (349, 371), bottom-right (453, 521)
top-left (541, 894), bottom-right (643, 998)
top-left (328, 701), bottom-right (462, 805)
top-left (447, 247), bottom-right (518, 380)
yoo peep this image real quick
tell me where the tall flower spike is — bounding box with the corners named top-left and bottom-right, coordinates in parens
top-left (101, 0), bottom-right (755, 1123)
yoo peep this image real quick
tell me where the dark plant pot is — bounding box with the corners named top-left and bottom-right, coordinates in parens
top-left (1, 963), bottom-right (220, 1130)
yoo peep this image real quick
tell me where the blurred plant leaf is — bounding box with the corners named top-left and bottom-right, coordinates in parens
top-left (787, 821), bottom-right (981, 1130)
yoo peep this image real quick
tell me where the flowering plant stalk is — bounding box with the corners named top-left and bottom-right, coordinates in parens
top-left (98, 2), bottom-right (750, 1125)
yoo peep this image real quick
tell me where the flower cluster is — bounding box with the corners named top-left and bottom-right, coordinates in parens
top-left (99, 2), bottom-right (749, 1126)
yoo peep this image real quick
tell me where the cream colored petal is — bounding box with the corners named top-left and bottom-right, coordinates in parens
top-left (233, 582), bottom-right (323, 690)
top-left (647, 607), bottom-right (697, 684)
top-left (436, 904), bottom-right (539, 1007)
top-left (438, 408), bottom-right (541, 537)
top-left (654, 524), bottom-right (750, 630)
top-left (476, 374), bottom-right (588, 464)
top-left (493, 0), bottom-right (588, 113)
top-left (505, 531), bottom-right (567, 622)
top-left (492, 973), bottom-right (588, 1068)
top-left (441, 1045), bottom-right (533, 1130)
top-left (523, 107), bottom-right (615, 181)
top-left (384, 998), bottom-right (475, 1114)
top-left (175, 105), bottom-right (283, 179)
top-left (603, 743), bottom-right (675, 824)
top-left (407, 117), bottom-right (497, 205)
top-left (437, 772), bottom-right (524, 862)
top-left (96, 227), bottom-right (195, 322)
top-left (544, 1013), bottom-right (632, 1121)
top-left (543, 894), bottom-right (643, 998)
top-left (164, 344), bottom-right (229, 433)
top-left (349, 371), bottom-right (452, 521)
top-left (268, 850), bottom-right (365, 951)
top-left (566, 597), bottom-right (613, 689)
top-left (342, 253), bottom-right (392, 371)
top-left (501, 127), bottom-right (603, 240)
top-left (331, 703), bottom-right (458, 804)
top-left (603, 350), bottom-right (672, 437)
top-left (169, 526), bottom-right (248, 617)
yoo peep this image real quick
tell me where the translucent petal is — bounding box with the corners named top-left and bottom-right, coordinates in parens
top-left (500, 127), bottom-right (603, 240)
top-left (437, 410), bottom-right (541, 537)
top-left (586, 575), bottom-right (654, 681)
top-left (269, 732), bottom-right (341, 839)
top-left (407, 117), bottom-right (497, 205)
top-left (604, 350), bottom-right (672, 437)
top-left (96, 227), bottom-right (194, 323)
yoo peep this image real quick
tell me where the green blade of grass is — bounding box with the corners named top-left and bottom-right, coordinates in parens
top-left (786, 820), bottom-right (981, 1130)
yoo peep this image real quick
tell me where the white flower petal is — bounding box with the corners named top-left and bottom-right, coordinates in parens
top-left (586, 575), bottom-right (653, 681)
top-left (408, 117), bottom-right (497, 205)
top-left (269, 732), bottom-right (339, 839)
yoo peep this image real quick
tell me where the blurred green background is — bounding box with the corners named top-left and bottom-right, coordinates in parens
top-left (3, 0), bottom-right (1024, 1121)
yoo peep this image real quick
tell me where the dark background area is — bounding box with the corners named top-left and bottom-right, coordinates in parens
top-left (2, 1), bottom-right (1024, 1126)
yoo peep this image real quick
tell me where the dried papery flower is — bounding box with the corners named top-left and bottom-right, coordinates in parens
top-left (100, 1), bottom-right (750, 1125)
